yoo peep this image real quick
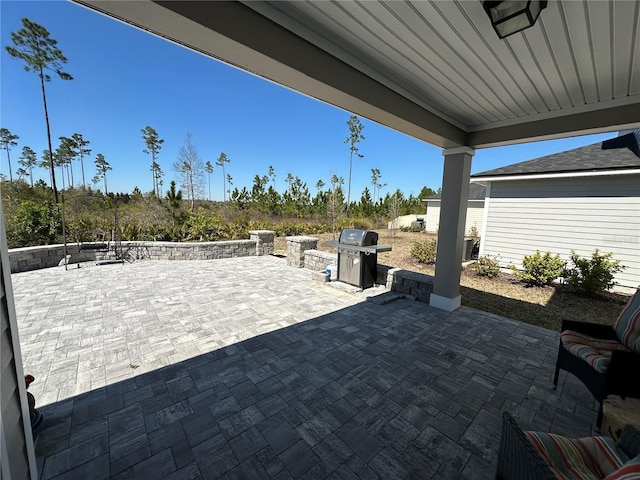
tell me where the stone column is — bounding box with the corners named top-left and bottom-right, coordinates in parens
top-left (430, 146), bottom-right (474, 312)
top-left (249, 230), bottom-right (275, 256)
top-left (286, 236), bottom-right (318, 268)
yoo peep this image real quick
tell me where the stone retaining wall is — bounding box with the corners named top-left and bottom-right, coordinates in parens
top-left (8, 245), bottom-right (68, 273)
top-left (118, 240), bottom-right (257, 261)
top-left (304, 249), bottom-right (336, 272)
top-left (377, 265), bottom-right (435, 302)
top-left (9, 230), bottom-right (275, 273)
top-left (286, 236), bottom-right (319, 268)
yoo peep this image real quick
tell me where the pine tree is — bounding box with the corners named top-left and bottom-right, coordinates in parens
top-left (93, 153), bottom-right (111, 195)
top-left (0, 128), bottom-right (19, 181)
top-left (344, 115), bottom-right (365, 215)
top-left (204, 160), bottom-right (214, 201)
top-left (216, 152), bottom-right (231, 202)
top-left (71, 133), bottom-right (91, 188)
top-left (18, 146), bottom-right (37, 186)
top-left (6, 18), bottom-right (73, 202)
top-left (141, 126), bottom-right (164, 196)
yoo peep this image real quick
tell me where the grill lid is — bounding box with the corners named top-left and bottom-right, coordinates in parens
top-left (339, 229), bottom-right (378, 246)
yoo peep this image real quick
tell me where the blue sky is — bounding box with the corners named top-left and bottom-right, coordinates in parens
top-left (1, 1), bottom-right (616, 201)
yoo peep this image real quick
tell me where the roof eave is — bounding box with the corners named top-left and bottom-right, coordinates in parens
top-left (471, 168), bottom-right (640, 182)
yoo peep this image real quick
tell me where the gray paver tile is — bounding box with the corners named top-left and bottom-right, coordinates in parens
top-left (257, 414), bottom-right (301, 455)
top-left (255, 446), bottom-right (286, 477)
top-left (279, 439), bottom-right (321, 478)
top-left (225, 455), bottom-right (269, 480)
top-left (42, 433), bottom-right (109, 479)
top-left (218, 405), bottom-right (265, 440)
top-left (109, 445), bottom-right (151, 477)
top-left (145, 399), bottom-right (193, 433)
top-left (47, 453), bottom-right (110, 480)
top-left (149, 418), bottom-right (186, 454)
top-left (336, 420), bottom-right (383, 464)
top-left (163, 462), bottom-right (202, 480)
top-left (228, 426), bottom-right (267, 463)
top-left (109, 426), bottom-right (148, 463)
top-left (14, 257), bottom-right (600, 479)
top-left (313, 433), bottom-right (353, 471)
top-left (132, 448), bottom-right (176, 479)
top-left (369, 447), bottom-right (409, 480)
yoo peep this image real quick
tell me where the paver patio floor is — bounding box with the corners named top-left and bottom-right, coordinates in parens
top-left (12, 255), bottom-right (599, 479)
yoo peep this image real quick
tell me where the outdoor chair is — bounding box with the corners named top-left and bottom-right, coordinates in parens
top-left (495, 411), bottom-right (640, 480)
top-left (553, 288), bottom-right (640, 428)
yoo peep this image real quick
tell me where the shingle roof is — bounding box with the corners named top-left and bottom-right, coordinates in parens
top-left (471, 134), bottom-right (640, 179)
top-left (426, 182), bottom-right (486, 201)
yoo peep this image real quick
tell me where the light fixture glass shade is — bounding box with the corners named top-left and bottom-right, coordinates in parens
top-left (483, 1), bottom-right (547, 39)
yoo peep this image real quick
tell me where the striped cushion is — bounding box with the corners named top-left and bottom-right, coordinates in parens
top-left (603, 454), bottom-right (640, 480)
top-left (525, 431), bottom-right (628, 480)
top-left (614, 289), bottom-right (640, 353)
top-left (561, 330), bottom-right (630, 373)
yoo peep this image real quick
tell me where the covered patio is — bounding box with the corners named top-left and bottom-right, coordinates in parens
top-left (3, 1), bottom-right (638, 477)
top-left (15, 256), bottom-right (597, 479)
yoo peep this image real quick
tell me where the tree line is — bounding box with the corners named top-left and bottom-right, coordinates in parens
top-left (2, 17), bottom-right (437, 248)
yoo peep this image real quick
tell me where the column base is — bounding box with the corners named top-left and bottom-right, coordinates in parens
top-left (429, 293), bottom-right (461, 312)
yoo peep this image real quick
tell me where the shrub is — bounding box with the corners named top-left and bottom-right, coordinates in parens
top-left (411, 239), bottom-right (437, 264)
top-left (467, 225), bottom-right (480, 241)
top-left (564, 249), bottom-right (625, 296)
top-left (510, 250), bottom-right (565, 286)
top-left (8, 200), bottom-right (61, 247)
top-left (475, 255), bottom-right (501, 278)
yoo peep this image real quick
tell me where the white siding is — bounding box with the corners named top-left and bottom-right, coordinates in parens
top-left (425, 200), bottom-right (485, 236)
top-left (481, 175), bottom-right (640, 289)
top-left (387, 214), bottom-right (424, 229)
top-left (425, 201), bottom-right (441, 233)
top-left (1, 196), bottom-right (37, 480)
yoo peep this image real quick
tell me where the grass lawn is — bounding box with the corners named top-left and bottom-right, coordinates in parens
top-left (275, 230), bottom-right (629, 332)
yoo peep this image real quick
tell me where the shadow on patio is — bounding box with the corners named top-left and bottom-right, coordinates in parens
top-left (14, 257), bottom-right (599, 479)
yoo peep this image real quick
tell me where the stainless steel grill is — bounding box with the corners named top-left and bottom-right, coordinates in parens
top-left (326, 229), bottom-right (391, 289)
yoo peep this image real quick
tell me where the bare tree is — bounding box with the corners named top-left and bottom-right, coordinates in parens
top-left (387, 192), bottom-right (402, 238)
top-left (173, 132), bottom-right (205, 211)
top-left (327, 174), bottom-right (345, 240)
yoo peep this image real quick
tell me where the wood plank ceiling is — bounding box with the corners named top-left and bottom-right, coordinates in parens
top-left (246, 1), bottom-right (640, 136)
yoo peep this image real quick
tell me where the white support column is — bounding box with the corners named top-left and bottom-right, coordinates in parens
top-left (430, 146), bottom-right (475, 312)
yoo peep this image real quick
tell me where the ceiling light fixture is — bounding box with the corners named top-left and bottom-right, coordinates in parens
top-left (483, 1), bottom-right (548, 39)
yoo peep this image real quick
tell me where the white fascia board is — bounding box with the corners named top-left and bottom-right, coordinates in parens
top-left (472, 168), bottom-right (640, 183)
top-left (425, 199), bottom-right (485, 203)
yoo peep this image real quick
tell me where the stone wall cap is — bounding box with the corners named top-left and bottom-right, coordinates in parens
top-left (249, 230), bottom-right (276, 235)
top-left (286, 236), bottom-right (318, 242)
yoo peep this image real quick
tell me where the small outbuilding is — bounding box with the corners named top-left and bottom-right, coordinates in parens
top-left (471, 131), bottom-right (640, 290)
top-left (424, 183), bottom-right (486, 235)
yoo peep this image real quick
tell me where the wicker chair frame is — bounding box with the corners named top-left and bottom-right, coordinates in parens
top-left (553, 319), bottom-right (640, 428)
top-left (495, 411), bottom-right (640, 480)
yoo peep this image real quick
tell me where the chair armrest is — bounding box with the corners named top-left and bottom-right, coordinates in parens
top-left (560, 320), bottom-right (617, 340)
top-left (606, 350), bottom-right (640, 399)
top-left (618, 424), bottom-right (640, 458)
top-left (496, 412), bottom-right (558, 480)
